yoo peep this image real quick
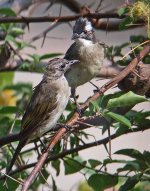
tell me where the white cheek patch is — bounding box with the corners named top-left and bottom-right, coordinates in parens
top-left (85, 21), bottom-right (93, 31)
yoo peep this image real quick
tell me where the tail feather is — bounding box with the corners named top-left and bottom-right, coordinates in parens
top-left (6, 139), bottom-right (27, 176)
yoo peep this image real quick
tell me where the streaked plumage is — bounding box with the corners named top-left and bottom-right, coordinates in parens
top-left (6, 58), bottom-right (79, 175)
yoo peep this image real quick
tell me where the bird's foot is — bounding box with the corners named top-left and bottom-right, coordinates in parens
top-left (75, 103), bottom-right (84, 117)
top-left (38, 139), bottom-right (47, 153)
top-left (57, 123), bottom-right (73, 131)
top-left (70, 87), bottom-right (84, 116)
top-left (89, 81), bottom-right (101, 94)
top-left (39, 138), bottom-right (46, 148)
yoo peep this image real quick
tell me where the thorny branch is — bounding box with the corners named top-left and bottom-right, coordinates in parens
top-left (0, 125), bottom-right (149, 180)
top-left (21, 42), bottom-right (150, 191)
top-left (0, 13), bottom-right (144, 30)
top-left (0, 13), bottom-right (126, 24)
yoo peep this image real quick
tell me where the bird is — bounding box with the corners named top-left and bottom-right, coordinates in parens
top-left (6, 58), bottom-right (79, 175)
top-left (64, 17), bottom-right (105, 102)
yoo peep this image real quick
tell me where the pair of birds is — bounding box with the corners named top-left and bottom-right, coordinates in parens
top-left (6, 17), bottom-right (105, 175)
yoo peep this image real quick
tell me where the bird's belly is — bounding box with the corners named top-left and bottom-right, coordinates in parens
top-left (32, 86), bottom-right (70, 139)
top-left (41, 96), bottom-right (69, 136)
top-left (66, 58), bottom-right (102, 88)
top-left (66, 64), bottom-right (94, 87)
top-left (65, 43), bottom-right (104, 88)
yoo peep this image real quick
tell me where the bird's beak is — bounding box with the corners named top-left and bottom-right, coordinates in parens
top-left (72, 33), bottom-right (79, 40)
top-left (69, 60), bottom-right (79, 66)
top-left (66, 60), bottom-right (79, 71)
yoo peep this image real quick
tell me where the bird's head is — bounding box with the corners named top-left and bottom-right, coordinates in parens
top-left (72, 17), bottom-right (94, 41)
top-left (45, 58), bottom-right (79, 79)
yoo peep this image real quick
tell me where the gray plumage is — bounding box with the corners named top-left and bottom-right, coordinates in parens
top-left (64, 17), bottom-right (105, 88)
top-left (6, 58), bottom-right (79, 175)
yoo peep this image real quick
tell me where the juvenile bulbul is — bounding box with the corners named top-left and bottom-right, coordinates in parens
top-left (64, 17), bottom-right (105, 96)
top-left (6, 58), bottom-right (79, 175)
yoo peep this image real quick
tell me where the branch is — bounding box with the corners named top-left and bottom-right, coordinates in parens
top-left (0, 13), bottom-right (144, 33)
top-left (0, 13), bottom-right (127, 23)
top-left (0, 125), bottom-right (149, 180)
top-left (21, 42), bottom-right (150, 191)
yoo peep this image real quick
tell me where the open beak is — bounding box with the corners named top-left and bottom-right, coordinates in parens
top-left (72, 33), bottom-right (80, 40)
top-left (68, 60), bottom-right (79, 66)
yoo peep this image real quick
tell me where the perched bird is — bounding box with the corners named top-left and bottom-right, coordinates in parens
top-left (6, 58), bottom-right (79, 175)
top-left (64, 17), bottom-right (105, 97)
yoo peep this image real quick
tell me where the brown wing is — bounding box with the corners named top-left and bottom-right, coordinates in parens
top-left (20, 79), bottom-right (58, 139)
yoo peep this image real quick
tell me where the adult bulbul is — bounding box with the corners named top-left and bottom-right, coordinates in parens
top-left (6, 58), bottom-right (79, 175)
top-left (64, 17), bottom-right (105, 96)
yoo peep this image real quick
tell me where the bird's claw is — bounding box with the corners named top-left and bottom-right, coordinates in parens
top-left (75, 104), bottom-right (84, 117)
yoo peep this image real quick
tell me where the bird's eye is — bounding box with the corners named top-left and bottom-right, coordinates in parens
top-left (60, 64), bottom-right (65, 69)
top-left (84, 30), bottom-right (87, 34)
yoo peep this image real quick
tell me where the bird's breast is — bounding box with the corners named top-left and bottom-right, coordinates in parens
top-left (33, 77), bottom-right (70, 138)
top-left (66, 40), bottom-right (105, 87)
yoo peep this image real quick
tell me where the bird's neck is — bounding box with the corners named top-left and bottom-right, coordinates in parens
top-left (75, 33), bottom-right (97, 46)
top-left (43, 73), bottom-right (64, 81)
top-left (75, 38), bottom-right (93, 47)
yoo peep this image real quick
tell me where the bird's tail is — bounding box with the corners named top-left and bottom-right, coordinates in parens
top-left (6, 139), bottom-right (27, 177)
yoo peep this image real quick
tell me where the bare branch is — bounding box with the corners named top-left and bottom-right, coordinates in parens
top-left (0, 13), bottom-right (127, 24)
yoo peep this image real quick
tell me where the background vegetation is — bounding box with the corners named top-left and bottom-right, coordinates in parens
top-left (0, 0), bottom-right (149, 190)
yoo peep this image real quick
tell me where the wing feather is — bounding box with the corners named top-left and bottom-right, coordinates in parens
top-left (64, 42), bottom-right (79, 60)
top-left (20, 79), bottom-right (58, 138)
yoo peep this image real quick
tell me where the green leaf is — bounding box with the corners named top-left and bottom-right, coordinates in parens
top-left (117, 7), bottom-right (129, 16)
top-left (143, 151), bottom-right (150, 165)
top-left (0, 8), bottom-right (16, 16)
top-left (88, 174), bottom-right (118, 191)
top-left (0, 72), bottom-right (14, 87)
top-left (119, 174), bottom-right (142, 191)
top-left (88, 159), bottom-right (102, 168)
top-left (117, 161), bottom-right (140, 172)
top-left (107, 91), bottom-right (148, 109)
top-left (52, 176), bottom-right (57, 191)
top-left (28, 54), bottom-right (40, 63)
top-left (5, 34), bottom-right (16, 43)
top-left (116, 60), bottom-right (129, 66)
top-left (113, 46), bottom-right (121, 55)
top-left (32, 169), bottom-right (49, 188)
top-left (5, 83), bottom-right (32, 94)
top-left (64, 158), bottom-right (86, 175)
top-left (115, 149), bottom-right (145, 161)
top-left (104, 111), bottom-right (131, 128)
top-left (119, 17), bottom-right (133, 30)
top-left (40, 53), bottom-right (63, 60)
top-left (19, 61), bottom-right (31, 71)
top-left (0, 106), bottom-right (17, 114)
top-left (65, 100), bottom-right (76, 111)
top-left (0, 117), bottom-right (13, 136)
top-left (89, 100), bottom-right (100, 113)
top-left (130, 35), bottom-right (146, 43)
top-left (144, 55), bottom-right (150, 64)
top-left (51, 159), bottom-right (60, 176)
top-left (116, 125), bottom-right (129, 135)
top-left (103, 159), bottom-right (126, 165)
top-left (11, 27), bottom-right (24, 35)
